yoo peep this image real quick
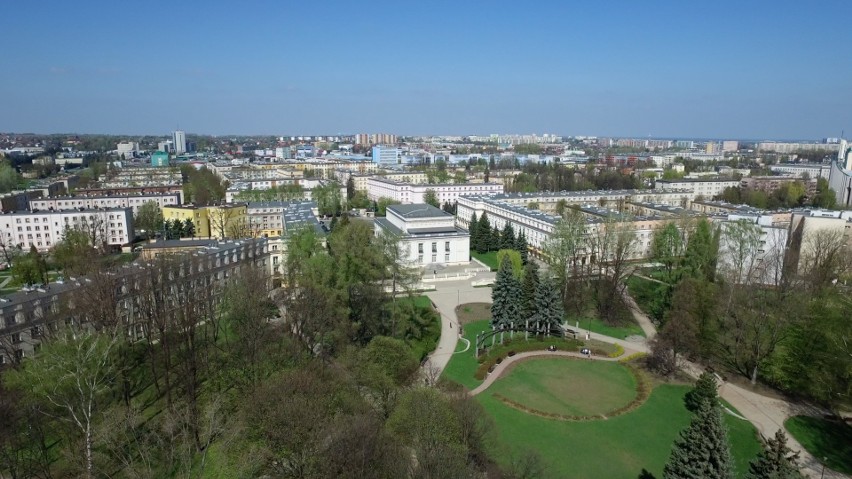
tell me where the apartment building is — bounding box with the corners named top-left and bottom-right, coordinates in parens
top-left (0, 238), bottom-right (271, 365)
top-left (30, 192), bottom-right (181, 214)
top-left (0, 208), bottom-right (134, 252)
top-left (769, 163), bottom-right (831, 180)
top-left (655, 178), bottom-right (739, 199)
top-left (245, 201), bottom-right (321, 238)
top-left (367, 177), bottom-right (504, 204)
top-left (162, 204), bottom-right (248, 239)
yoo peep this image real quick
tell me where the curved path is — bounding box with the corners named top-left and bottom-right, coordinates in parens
top-left (469, 349), bottom-right (637, 396)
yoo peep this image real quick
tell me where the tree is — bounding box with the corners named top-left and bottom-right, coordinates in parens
top-left (312, 181), bottom-right (343, 216)
top-left (5, 328), bottom-right (117, 479)
top-left (423, 189), bottom-right (440, 208)
top-left (182, 218), bottom-right (195, 238)
top-left (354, 336), bottom-right (419, 417)
top-left (376, 197), bottom-right (400, 216)
top-left (346, 176), bottom-right (356, 200)
top-left (532, 275), bottom-right (564, 335)
top-left (10, 246), bottom-right (47, 286)
top-left (500, 222), bottom-right (516, 250)
top-left (719, 219), bottom-right (763, 286)
top-left (476, 213), bottom-right (491, 254)
top-left (542, 209), bottom-right (588, 315)
top-left (496, 249), bottom-right (523, 279)
top-left (663, 401), bottom-right (734, 479)
top-left (491, 255), bottom-right (521, 330)
top-left (684, 372), bottom-right (719, 412)
top-left (652, 222), bottom-right (684, 282)
top-left (810, 177), bottom-right (837, 209)
top-left (133, 201), bottom-right (163, 240)
top-left (0, 161), bottom-right (22, 193)
top-left (468, 212), bottom-right (478, 252)
top-left (490, 225), bottom-right (501, 253)
top-left (683, 219), bottom-right (719, 282)
top-left (515, 231), bottom-right (529, 264)
top-left (745, 429), bottom-right (802, 479)
top-left (520, 261), bottom-right (540, 321)
top-left (591, 216), bottom-right (638, 324)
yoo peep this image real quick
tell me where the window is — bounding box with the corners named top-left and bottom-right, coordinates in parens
top-left (418, 254), bottom-right (424, 263)
top-left (431, 242), bottom-right (437, 253)
top-left (418, 243), bottom-right (423, 254)
top-left (445, 253), bottom-right (450, 262)
top-left (432, 254), bottom-right (437, 263)
top-left (445, 241), bottom-right (450, 252)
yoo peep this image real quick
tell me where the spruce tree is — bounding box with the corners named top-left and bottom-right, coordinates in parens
top-left (515, 231), bottom-right (529, 264)
top-left (745, 429), bottom-right (802, 479)
top-left (685, 372), bottom-right (719, 412)
top-left (490, 225), bottom-right (501, 252)
top-left (477, 213), bottom-right (491, 254)
top-left (500, 223), bottom-right (516, 250)
top-left (520, 261), bottom-right (540, 321)
top-left (532, 275), bottom-right (564, 335)
top-left (663, 401), bottom-right (734, 479)
top-left (491, 255), bottom-right (521, 329)
top-left (469, 212), bottom-right (479, 252)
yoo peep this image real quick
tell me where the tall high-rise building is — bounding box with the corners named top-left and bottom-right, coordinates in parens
top-left (173, 130), bottom-right (187, 155)
top-left (722, 141), bottom-right (739, 152)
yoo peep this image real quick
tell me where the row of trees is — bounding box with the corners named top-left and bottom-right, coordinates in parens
top-left (716, 178), bottom-right (837, 210)
top-left (491, 258), bottom-right (563, 340)
top-left (468, 212), bottom-right (529, 262)
top-left (663, 373), bottom-right (803, 479)
top-left (541, 208), bottom-right (639, 325)
top-left (508, 163), bottom-right (641, 193)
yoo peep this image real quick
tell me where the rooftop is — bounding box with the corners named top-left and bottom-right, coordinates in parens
top-left (387, 204), bottom-right (450, 219)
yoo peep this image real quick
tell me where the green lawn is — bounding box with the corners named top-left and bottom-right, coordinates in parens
top-left (471, 250), bottom-right (499, 270)
top-left (572, 316), bottom-right (646, 339)
top-left (488, 358), bottom-right (637, 417)
top-left (441, 319), bottom-right (491, 390)
top-left (785, 415), bottom-right (852, 474)
top-left (479, 383), bottom-right (761, 478)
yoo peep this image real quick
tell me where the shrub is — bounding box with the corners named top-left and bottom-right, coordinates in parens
top-left (507, 351), bottom-right (516, 357)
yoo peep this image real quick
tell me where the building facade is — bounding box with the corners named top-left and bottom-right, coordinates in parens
top-left (0, 208), bottom-right (134, 252)
top-left (30, 192), bottom-right (181, 214)
top-left (367, 177), bottom-right (504, 204)
top-left (374, 204), bottom-right (470, 267)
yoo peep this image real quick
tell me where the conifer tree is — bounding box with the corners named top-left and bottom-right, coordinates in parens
top-left (532, 275), bottom-right (563, 335)
top-left (477, 213), bottom-right (491, 254)
top-left (685, 372), bottom-right (719, 412)
top-left (500, 223), bottom-right (516, 251)
top-left (515, 231), bottom-right (529, 264)
top-left (520, 261), bottom-right (540, 321)
top-left (490, 225), bottom-right (501, 252)
top-left (491, 255), bottom-right (521, 329)
top-left (663, 401), bottom-right (734, 479)
top-left (469, 212), bottom-right (479, 252)
top-left (745, 429), bottom-right (802, 479)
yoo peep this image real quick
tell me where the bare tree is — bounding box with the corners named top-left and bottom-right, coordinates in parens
top-left (590, 215), bottom-right (638, 324)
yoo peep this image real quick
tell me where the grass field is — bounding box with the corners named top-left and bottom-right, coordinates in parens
top-left (785, 415), bottom-right (852, 474)
top-left (573, 316), bottom-right (646, 339)
top-left (471, 250), bottom-right (499, 270)
top-left (479, 383), bottom-right (762, 478)
top-left (441, 319), bottom-right (491, 390)
top-left (488, 358), bottom-right (637, 417)
top-left (455, 302), bottom-right (492, 325)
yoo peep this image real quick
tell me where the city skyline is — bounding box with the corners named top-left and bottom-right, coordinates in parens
top-left (3, 0), bottom-right (851, 138)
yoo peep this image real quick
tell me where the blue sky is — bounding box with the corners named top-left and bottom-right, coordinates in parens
top-left (3, 0), bottom-right (851, 139)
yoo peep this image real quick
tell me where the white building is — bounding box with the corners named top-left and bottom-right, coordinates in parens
top-left (770, 163), bottom-right (831, 179)
top-left (116, 141), bottom-right (139, 158)
top-left (374, 204), bottom-right (470, 267)
top-left (173, 130), bottom-right (187, 155)
top-left (30, 193), bottom-right (181, 214)
top-left (367, 177), bottom-right (504, 204)
top-left (0, 208), bottom-right (134, 252)
top-left (716, 215), bottom-right (789, 285)
top-left (655, 178), bottom-right (739, 199)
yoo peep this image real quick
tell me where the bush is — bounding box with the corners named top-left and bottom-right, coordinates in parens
top-left (507, 351), bottom-right (516, 357)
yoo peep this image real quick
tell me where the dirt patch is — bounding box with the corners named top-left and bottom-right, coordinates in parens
top-left (455, 302), bottom-right (492, 325)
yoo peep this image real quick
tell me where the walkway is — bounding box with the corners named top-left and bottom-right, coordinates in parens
top-left (422, 273), bottom-right (494, 376)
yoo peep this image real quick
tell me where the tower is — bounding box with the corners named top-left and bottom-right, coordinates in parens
top-left (173, 130), bottom-right (187, 155)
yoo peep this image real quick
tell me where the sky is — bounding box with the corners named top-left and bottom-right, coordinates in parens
top-left (2, 0), bottom-right (851, 139)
